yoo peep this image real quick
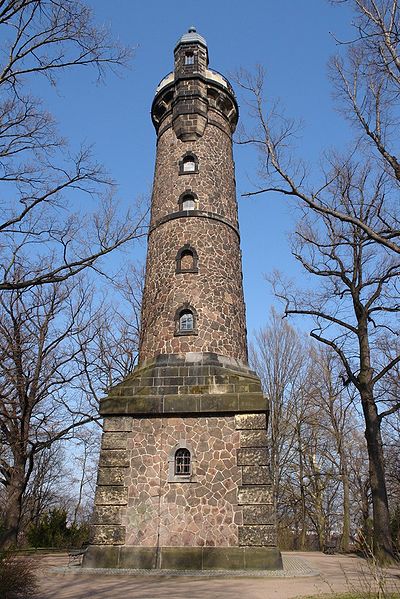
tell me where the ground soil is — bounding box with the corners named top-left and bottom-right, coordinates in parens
top-left (36, 551), bottom-right (400, 599)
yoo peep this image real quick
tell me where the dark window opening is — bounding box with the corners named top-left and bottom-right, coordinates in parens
top-left (175, 448), bottom-right (191, 475)
top-left (176, 245), bottom-right (199, 274)
top-left (179, 310), bottom-right (193, 332)
top-left (179, 193), bottom-right (196, 211)
top-left (179, 153), bottom-right (199, 176)
top-left (180, 250), bottom-right (194, 271)
top-left (185, 53), bottom-right (194, 66)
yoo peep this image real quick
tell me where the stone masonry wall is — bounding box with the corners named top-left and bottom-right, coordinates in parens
top-left (90, 408), bottom-right (277, 551)
top-left (124, 415), bottom-right (241, 547)
top-left (140, 217), bottom-right (247, 361)
top-left (139, 118), bottom-right (247, 363)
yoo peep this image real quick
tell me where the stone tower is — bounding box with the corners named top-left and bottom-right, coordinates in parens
top-left (84, 28), bottom-right (282, 571)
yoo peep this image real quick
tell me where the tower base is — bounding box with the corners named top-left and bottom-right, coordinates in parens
top-left (84, 545), bottom-right (282, 570)
top-left (84, 353), bottom-right (282, 570)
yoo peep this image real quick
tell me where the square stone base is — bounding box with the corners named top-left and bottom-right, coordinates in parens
top-left (83, 545), bottom-right (283, 570)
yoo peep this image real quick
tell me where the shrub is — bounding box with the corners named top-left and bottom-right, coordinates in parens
top-left (28, 508), bottom-right (89, 549)
top-left (0, 551), bottom-right (38, 599)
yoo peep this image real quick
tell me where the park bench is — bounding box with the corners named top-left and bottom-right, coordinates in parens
top-left (323, 541), bottom-right (336, 555)
top-left (68, 545), bottom-right (88, 566)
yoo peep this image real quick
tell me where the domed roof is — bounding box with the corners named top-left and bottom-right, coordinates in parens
top-left (175, 26), bottom-right (207, 49)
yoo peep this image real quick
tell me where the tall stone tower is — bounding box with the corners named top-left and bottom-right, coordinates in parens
top-left (84, 28), bottom-right (281, 571)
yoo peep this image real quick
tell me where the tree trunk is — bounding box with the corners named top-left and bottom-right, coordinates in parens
top-left (360, 387), bottom-right (394, 562)
top-left (340, 464), bottom-right (351, 552)
top-left (0, 466), bottom-right (25, 549)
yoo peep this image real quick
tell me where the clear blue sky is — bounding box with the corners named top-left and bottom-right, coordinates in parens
top-left (38, 0), bottom-right (355, 342)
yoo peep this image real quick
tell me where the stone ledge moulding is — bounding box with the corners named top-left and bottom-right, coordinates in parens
top-left (83, 26), bottom-right (282, 571)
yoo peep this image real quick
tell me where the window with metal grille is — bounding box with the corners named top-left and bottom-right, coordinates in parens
top-left (179, 311), bottom-right (193, 331)
top-left (175, 448), bottom-right (191, 475)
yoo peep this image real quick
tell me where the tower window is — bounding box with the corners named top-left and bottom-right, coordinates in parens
top-left (175, 303), bottom-right (198, 336)
top-left (176, 244), bottom-right (199, 273)
top-left (179, 310), bottom-right (193, 331)
top-left (185, 52), bottom-right (194, 65)
top-left (174, 448), bottom-right (191, 475)
top-left (179, 153), bottom-right (199, 175)
top-left (178, 191), bottom-right (198, 211)
top-left (168, 442), bottom-right (194, 482)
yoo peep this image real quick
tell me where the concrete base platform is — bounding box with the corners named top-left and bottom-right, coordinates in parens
top-left (83, 545), bottom-right (283, 571)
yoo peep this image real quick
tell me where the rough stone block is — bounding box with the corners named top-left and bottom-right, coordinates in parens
top-left (238, 393), bottom-right (267, 411)
top-left (101, 432), bottom-right (128, 450)
top-left (240, 429), bottom-right (268, 448)
top-left (97, 467), bottom-right (126, 486)
top-left (103, 417), bottom-right (132, 432)
top-left (83, 545), bottom-right (119, 568)
top-left (242, 465), bottom-right (271, 485)
top-left (90, 524), bottom-right (125, 545)
top-left (237, 447), bottom-right (269, 466)
top-left (119, 546), bottom-right (157, 569)
top-left (160, 546), bottom-right (202, 570)
top-left (92, 505), bottom-right (122, 525)
top-left (237, 486), bottom-right (273, 505)
top-left (235, 413), bottom-right (267, 430)
top-left (100, 449), bottom-right (129, 468)
top-left (95, 486), bottom-right (127, 506)
top-left (202, 547), bottom-right (245, 570)
top-left (244, 547), bottom-right (283, 570)
top-left (238, 525), bottom-right (277, 546)
top-left (243, 504), bottom-right (275, 525)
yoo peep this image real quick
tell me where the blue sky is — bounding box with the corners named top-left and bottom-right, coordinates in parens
top-left (38, 0), bottom-right (356, 342)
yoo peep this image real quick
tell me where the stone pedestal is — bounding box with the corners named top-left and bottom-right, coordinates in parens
top-left (84, 353), bottom-right (282, 570)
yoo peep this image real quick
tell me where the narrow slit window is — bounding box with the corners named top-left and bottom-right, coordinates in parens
top-left (175, 448), bottom-right (191, 475)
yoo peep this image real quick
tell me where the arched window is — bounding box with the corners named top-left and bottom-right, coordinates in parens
top-left (179, 153), bottom-right (199, 175)
top-left (178, 191), bottom-right (197, 211)
top-left (175, 244), bottom-right (199, 273)
top-left (174, 448), bottom-right (191, 475)
top-left (174, 303), bottom-right (198, 336)
top-left (185, 52), bottom-right (194, 66)
top-left (168, 442), bottom-right (194, 482)
top-left (179, 310), bottom-right (193, 331)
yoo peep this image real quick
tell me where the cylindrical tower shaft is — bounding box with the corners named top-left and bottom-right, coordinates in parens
top-left (139, 27), bottom-right (247, 363)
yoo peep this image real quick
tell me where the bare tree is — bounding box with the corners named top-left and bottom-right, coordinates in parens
top-left (0, 0), bottom-right (147, 292)
top-left (268, 162), bottom-right (400, 561)
top-left (236, 0), bottom-right (400, 562)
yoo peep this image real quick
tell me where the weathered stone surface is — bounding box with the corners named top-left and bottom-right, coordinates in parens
top-left (101, 432), bottom-right (128, 450)
top-left (235, 413), bottom-right (267, 430)
top-left (83, 545), bottom-right (119, 568)
top-left (103, 417), bottom-right (132, 432)
top-left (237, 448), bottom-right (269, 466)
top-left (241, 465), bottom-right (271, 485)
top-left (243, 505), bottom-right (275, 525)
top-left (237, 486), bottom-right (273, 505)
top-left (95, 486), bottom-right (127, 506)
top-left (240, 429), bottom-right (268, 448)
top-left (123, 415), bottom-right (241, 548)
top-left (99, 450), bottom-right (129, 468)
top-left (97, 467), bottom-right (126, 486)
top-left (92, 506), bottom-right (123, 525)
top-left (238, 525), bottom-right (277, 546)
top-left (90, 525), bottom-right (125, 545)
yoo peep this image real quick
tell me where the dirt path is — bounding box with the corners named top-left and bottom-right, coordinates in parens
top-left (36, 551), bottom-right (400, 599)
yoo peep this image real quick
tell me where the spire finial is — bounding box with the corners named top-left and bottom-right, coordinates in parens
top-left (188, 26), bottom-right (196, 33)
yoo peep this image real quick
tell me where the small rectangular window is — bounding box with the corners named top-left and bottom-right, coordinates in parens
top-left (185, 53), bottom-right (194, 65)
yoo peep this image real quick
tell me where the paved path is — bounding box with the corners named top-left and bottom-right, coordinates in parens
top-left (37, 551), bottom-right (400, 599)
